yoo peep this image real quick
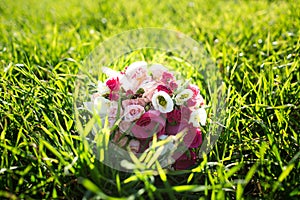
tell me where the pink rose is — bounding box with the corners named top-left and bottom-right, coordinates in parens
top-left (106, 77), bottom-right (120, 91)
top-left (187, 84), bottom-right (200, 97)
top-left (187, 84), bottom-right (204, 107)
top-left (119, 120), bottom-right (131, 134)
top-left (183, 127), bottom-right (202, 148)
top-left (122, 98), bottom-right (148, 108)
top-left (132, 110), bottom-right (166, 139)
top-left (161, 71), bottom-right (174, 84)
top-left (124, 105), bottom-right (145, 122)
top-left (187, 93), bottom-right (204, 107)
top-left (169, 80), bottom-right (178, 90)
top-left (161, 72), bottom-right (179, 91)
top-left (173, 150), bottom-right (197, 170)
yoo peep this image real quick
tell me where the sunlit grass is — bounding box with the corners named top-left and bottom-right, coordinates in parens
top-left (0, 0), bottom-right (299, 199)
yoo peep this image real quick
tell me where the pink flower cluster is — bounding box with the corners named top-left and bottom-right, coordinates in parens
top-left (91, 61), bottom-right (207, 170)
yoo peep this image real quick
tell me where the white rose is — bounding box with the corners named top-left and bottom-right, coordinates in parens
top-left (119, 61), bottom-right (149, 92)
top-left (149, 64), bottom-right (168, 80)
top-left (152, 91), bottom-right (174, 113)
top-left (175, 89), bottom-right (193, 105)
top-left (119, 76), bottom-right (136, 92)
top-left (126, 61), bottom-right (148, 79)
top-left (189, 107), bottom-right (207, 127)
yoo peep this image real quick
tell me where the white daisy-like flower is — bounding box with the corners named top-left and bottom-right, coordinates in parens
top-left (189, 107), bottom-right (207, 127)
top-left (152, 91), bottom-right (174, 113)
top-left (175, 89), bottom-right (193, 105)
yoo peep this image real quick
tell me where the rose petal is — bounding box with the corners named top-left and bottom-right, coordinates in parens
top-left (183, 127), bottom-right (202, 148)
top-left (173, 150), bottom-right (197, 170)
top-left (132, 110), bottom-right (166, 139)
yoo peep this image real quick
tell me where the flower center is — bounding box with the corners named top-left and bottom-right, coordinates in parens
top-left (180, 94), bottom-right (189, 99)
top-left (158, 96), bottom-right (167, 107)
top-left (130, 109), bottom-right (137, 115)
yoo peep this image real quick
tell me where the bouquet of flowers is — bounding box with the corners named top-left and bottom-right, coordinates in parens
top-left (84, 61), bottom-right (207, 170)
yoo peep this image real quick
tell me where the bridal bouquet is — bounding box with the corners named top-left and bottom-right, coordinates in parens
top-left (85, 61), bottom-right (207, 170)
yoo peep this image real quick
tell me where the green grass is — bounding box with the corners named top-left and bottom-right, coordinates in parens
top-left (0, 0), bottom-right (299, 199)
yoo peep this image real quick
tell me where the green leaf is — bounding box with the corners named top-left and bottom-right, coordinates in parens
top-left (278, 164), bottom-right (295, 182)
top-left (79, 178), bottom-right (107, 199)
